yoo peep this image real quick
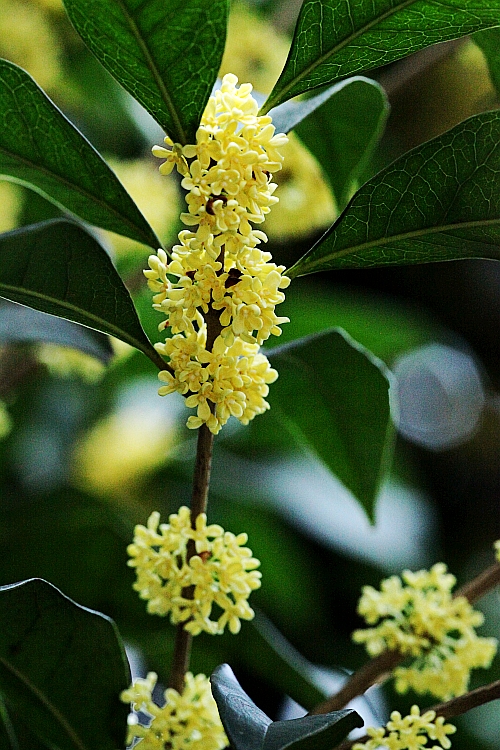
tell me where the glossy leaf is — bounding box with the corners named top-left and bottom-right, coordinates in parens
top-left (0, 300), bottom-right (113, 364)
top-left (0, 578), bottom-right (130, 750)
top-left (294, 77), bottom-right (389, 209)
top-left (266, 329), bottom-right (395, 519)
top-left (62, 0), bottom-right (228, 144)
top-left (261, 0), bottom-right (500, 112)
top-left (473, 28), bottom-right (500, 96)
top-left (0, 60), bottom-right (159, 249)
top-left (288, 111), bottom-right (500, 278)
top-left (268, 82), bottom-right (353, 134)
top-left (211, 665), bottom-right (361, 750)
top-left (0, 220), bottom-right (164, 369)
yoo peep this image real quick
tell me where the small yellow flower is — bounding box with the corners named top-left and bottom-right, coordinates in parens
top-left (494, 539), bottom-right (500, 562)
top-left (352, 705), bottom-right (456, 750)
top-left (121, 672), bottom-right (227, 750)
top-left (128, 508), bottom-right (261, 635)
top-left (353, 563), bottom-right (497, 700)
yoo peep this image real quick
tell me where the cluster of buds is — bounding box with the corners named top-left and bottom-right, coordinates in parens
top-left (352, 705), bottom-right (456, 750)
top-left (146, 73), bottom-right (290, 434)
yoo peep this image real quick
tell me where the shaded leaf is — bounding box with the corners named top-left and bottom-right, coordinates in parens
top-left (62, 0), bottom-right (228, 144)
top-left (211, 664), bottom-right (271, 750)
top-left (0, 578), bottom-right (130, 750)
top-left (261, 0), bottom-right (500, 112)
top-left (0, 60), bottom-right (159, 249)
top-left (211, 664), bottom-right (361, 750)
top-left (0, 219), bottom-right (164, 369)
top-left (267, 329), bottom-right (395, 519)
top-left (473, 28), bottom-right (500, 96)
top-left (268, 82), bottom-right (354, 134)
top-left (287, 111), bottom-right (500, 278)
top-left (0, 300), bottom-right (113, 364)
top-left (294, 77), bottom-right (389, 209)
top-left (264, 711), bottom-right (362, 750)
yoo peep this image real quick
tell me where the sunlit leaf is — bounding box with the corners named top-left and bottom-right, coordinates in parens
top-left (0, 220), bottom-right (164, 369)
top-left (62, 0), bottom-right (228, 144)
top-left (0, 60), bottom-right (159, 249)
top-left (0, 578), bottom-right (130, 750)
top-left (262, 0), bottom-right (500, 112)
top-left (294, 77), bottom-right (389, 209)
top-left (267, 329), bottom-right (395, 519)
top-left (288, 111), bottom-right (500, 278)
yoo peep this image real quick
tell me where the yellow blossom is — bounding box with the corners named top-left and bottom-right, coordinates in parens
top-left (148, 73), bottom-right (289, 434)
top-left (0, 400), bottom-right (12, 441)
top-left (352, 563), bottom-right (497, 700)
top-left (121, 671), bottom-right (227, 750)
top-left (127, 508), bottom-right (261, 635)
top-left (353, 705), bottom-right (456, 750)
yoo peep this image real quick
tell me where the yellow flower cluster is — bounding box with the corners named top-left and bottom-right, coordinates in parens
top-left (495, 539), bottom-right (500, 561)
top-left (352, 705), bottom-right (456, 750)
top-left (121, 671), bottom-right (227, 750)
top-left (127, 507), bottom-right (261, 635)
top-left (352, 563), bottom-right (497, 700)
top-left (146, 73), bottom-right (290, 434)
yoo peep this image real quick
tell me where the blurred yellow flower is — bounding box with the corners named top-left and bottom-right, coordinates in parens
top-left (219, 3), bottom-right (290, 95)
top-left (37, 344), bottom-right (105, 383)
top-left (0, 181), bottom-right (22, 234)
top-left (0, 0), bottom-right (61, 90)
top-left (121, 671), bottom-right (227, 750)
top-left (0, 401), bottom-right (12, 441)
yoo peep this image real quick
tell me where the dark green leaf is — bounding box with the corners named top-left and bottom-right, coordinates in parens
top-left (211, 665), bottom-right (361, 750)
top-left (0, 219), bottom-right (165, 369)
top-left (0, 695), bottom-right (20, 750)
top-left (294, 77), bottom-right (389, 209)
top-left (287, 111), bottom-right (500, 278)
top-left (473, 27), bottom-right (500, 96)
top-left (211, 664), bottom-right (271, 750)
top-left (62, 0), bottom-right (228, 144)
top-left (267, 329), bottom-right (395, 519)
top-left (0, 59), bottom-right (159, 249)
top-left (0, 300), bottom-right (113, 364)
top-left (0, 578), bottom-right (130, 750)
top-left (264, 712), bottom-right (362, 750)
top-left (261, 0), bottom-right (500, 112)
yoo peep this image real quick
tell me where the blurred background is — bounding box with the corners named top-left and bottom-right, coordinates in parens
top-left (1, 0), bottom-right (500, 747)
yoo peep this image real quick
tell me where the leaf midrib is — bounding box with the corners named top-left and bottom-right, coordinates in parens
top-left (0, 657), bottom-right (87, 750)
top-left (113, 0), bottom-right (187, 143)
top-left (287, 216), bottom-right (500, 276)
top-left (263, 0), bottom-right (442, 112)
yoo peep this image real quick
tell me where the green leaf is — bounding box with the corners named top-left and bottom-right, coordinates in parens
top-left (62, 0), bottom-right (229, 145)
top-left (210, 665), bottom-right (361, 750)
top-left (0, 300), bottom-right (113, 364)
top-left (261, 0), bottom-right (500, 112)
top-left (211, 664), bottom-right (271, 750)
top-left (294, 77), bottom-right (389, 209)
top-left (0, 578), bottom-right (130, 750)
top-left (267, 329), bottom-right (395, 519)
top-left (0, 59), bottom-right (159, 249)
top-left (264, 712), bottom-right (362, 750)
top-left (287, 110), bottom-right (500, 278)
top-left (0, 219), bottom-right (165, 369)
top-left (473, 28), bottom-right (500, 96)
top-left (268, 82), bottom-right (352, 134)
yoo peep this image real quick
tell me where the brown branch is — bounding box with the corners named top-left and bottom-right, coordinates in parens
top-left (312, 559), bottom-right (500, 715)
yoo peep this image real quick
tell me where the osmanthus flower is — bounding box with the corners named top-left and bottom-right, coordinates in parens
top-left (352, 563), bottom-right (497, 700)
top-left (145, 73), bottom-right (289, 434)
top-left (121, 671), bottom-right (227, 750)
top-left (127, 507), bottom-right (261, 635)
top-left (352, 705), bottom-right (456, 750)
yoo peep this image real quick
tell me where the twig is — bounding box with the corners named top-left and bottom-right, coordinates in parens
top-left (311, 560), bottom-right (500, 714)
